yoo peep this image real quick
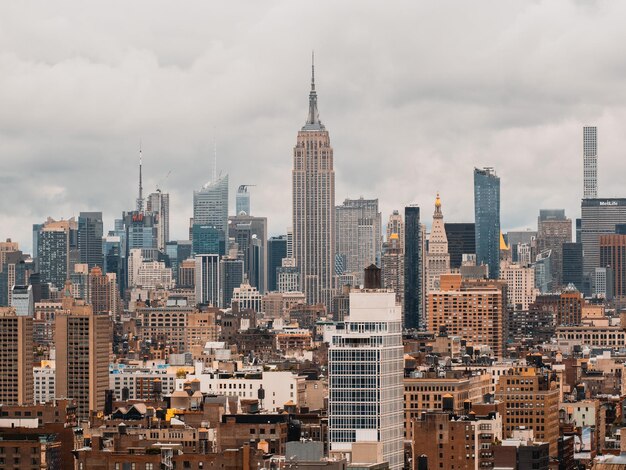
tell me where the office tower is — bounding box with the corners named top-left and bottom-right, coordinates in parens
top-left (335, 197), bottom-right (382, 286)
top-left (386, 210), bottom-right (404, 253)
top-left (195, 254), bottom-right (220, 306)
top-left (192, 224), bottom-right (223, 255)
top-left (444, 223), bottom-right (475, 270)
top-left (236, 184), bottom-right (253, 216)
top-left (500, 263), bottom-right (536, 310)
top-left (506, 229), bottom-right (537, 265)
top-left (102, 235), bottom-right (124, 292)
top-left (328, 290), bottom-right (403, 469)
top-left (146, 190), bottom-right (170, 251)
top-left (10, 285), bottom-right (34, 316)
top-left (228, 214), bottom-right (268, 292)
top-left (277, 258), bottom-right (300, 293)
top-left (89, 266), bottom-right (120, 317)
top-left (193, 174), bottom-right (229, 246)
top-left (165, 240), bottom-right (192, 284)
top-left (37, 217), bottom-right (79, 290)
top-left (595, 267), bottom-right (613, 300)
top-left (474, 167), bottom-right (501, 279)
top-left (267, 235), bottom-right (288, 292)
top-left (123, 211), bottom-right (158, 253)
top-left (0, 238), bottom-right (19, 267)
top-left (580, 199), bottom-right (626, 279)
top-left (55, 286), bottom-right (110, 418)
top-left (583, 126), bottom-right (598, 199)
top-left (0, 250), bottom-right (30, 307)
top-left (534, 249), bottom-right (553, 294)
top-left (286, 227), bottom-right (294, 259)
top-left (78, 212), bottom-right (104, 269)
top-left (0, 308), bottom-right (33, 405)
top-left (178, 259), bottom-right (196, 289)
top-left (425, 194), bottom-right (450, 294)
top-left (536, 209), bottom-right (572, 289)
top-left (600, 234), bottom-right (626, 303)
top-left (404, 205), bottom-right (422, 329)
top-left (495, 368), bottom-right (559, 457)
top-left (562, 242), bottom-right (584, 292)
top-left (292, 57), bottom-right (335, 307)
top-left (428, 274), bottom-right (507, 358)
top-left (220, 256), bottom-right (244, 307)
top-left (381, 233), bottom-right (404, 311)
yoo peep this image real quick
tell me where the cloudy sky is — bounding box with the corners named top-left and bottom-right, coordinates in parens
top-left (1, 1), bottom-right (626, 253)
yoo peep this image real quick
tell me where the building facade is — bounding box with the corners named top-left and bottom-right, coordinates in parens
top-left (474, 167), bottom-right (501, 279)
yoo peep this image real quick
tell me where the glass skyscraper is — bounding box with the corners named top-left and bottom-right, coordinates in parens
top-left (474, 167), bottom-right (501, 280)
top-left (404, 205), bottom-right (422, 330)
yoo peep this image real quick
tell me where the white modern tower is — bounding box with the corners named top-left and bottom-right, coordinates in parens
top-left (328, 290), bottom-right (404, 469)
top-left (583, 126), bottom-right (598, 199)
top-left (292, 55), bottom-right (335, 307)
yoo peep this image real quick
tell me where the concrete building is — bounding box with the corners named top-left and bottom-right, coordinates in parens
top-left (146, 190), bottom-right (170, 251)
top-left (500, 262), bottom-right (537, 310)
top-left (381, 233), bottom-right (404, 310)
top-left (54, 287), bottom-right (110, 418)
top-left (495, 367), bottom-right (559, 457)
top-left (335, 197), bottom-right (382, 286)
top-left (231, 283), bottom-right (263, 313)
top-left (536, 209), bottom-right (572, 289)
top-left (34, 361), bottom-right (56, 404)
top-left (386, 210), bottom-right (404, 254)
top-left (601, 234), bottom-right (626, 304)
top-left (328, 290), bottom-right (404, 470)
top-left (277, 257), bottom-right (300, 293)
top-left (425, 194), bottom-right (450, 295)
top-left (37, 217), bottom-right (79, 290)
top-left (292, 58), bottom-right (335, 308)
top-left (0, 307), bottom-right (33, 405)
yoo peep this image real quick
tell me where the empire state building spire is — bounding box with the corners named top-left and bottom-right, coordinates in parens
top-left (303, 51), bottom-right (324, 130)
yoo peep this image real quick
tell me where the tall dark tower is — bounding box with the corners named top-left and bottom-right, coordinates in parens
top-left (404, 205), bottom-right (422, 329)
top-left (474, 167), bottom-right (501, 279)
top-left (292, 53), bottom-right (335, 308)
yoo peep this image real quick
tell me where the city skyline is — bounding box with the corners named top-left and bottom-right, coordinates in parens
top-left (2, 2), bottom-right (626, 253)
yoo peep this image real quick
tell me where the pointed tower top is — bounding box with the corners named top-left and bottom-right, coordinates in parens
top-left (303, 51), bottom-right (324, 131)
top-left (434, 192), bottom-right (442, 217)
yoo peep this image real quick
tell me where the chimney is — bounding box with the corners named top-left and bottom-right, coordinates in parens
top-left (364, 264), bottom-right (381, 289)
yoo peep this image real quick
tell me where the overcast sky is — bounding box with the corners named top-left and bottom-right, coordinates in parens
top-left (1, 1), bottom-right (626, 253)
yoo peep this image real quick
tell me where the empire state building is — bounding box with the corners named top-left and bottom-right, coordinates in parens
top-left (292, 56), bottom-right (335, 307)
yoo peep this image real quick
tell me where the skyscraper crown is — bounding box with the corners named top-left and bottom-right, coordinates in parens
top-left (302, 52), bottom-right (325, 131)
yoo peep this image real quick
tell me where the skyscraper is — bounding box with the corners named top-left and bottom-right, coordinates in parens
top-left (228, 214), bottom-right (268, 293)
top-left (220, 256), bottom-right (244, 308)
top-left (0, 307), bottom-right (33, 405)
top-left (536, 209), bottom-right (572, 290)
top-left (381, 233), bottom-right (404, 311)
top-left (474, 167), bottom-right (501, 279)
top-left (55, 284), bottom-right (110, 418)
top-left (404, 205), bottom-right (422, 329)
top-left (328, 290), bottom-right (404, 469)
top-left (386, 210), bottom-right (404, 254)
top-left (583, 126), bottom-right (598, 199)
top-left (292, 56), bottom-right (335, 307)
top-left (600, 234), bottom-right (626, 305)
top-left (267, 235), bottom-right (288, 292)
top-left (78, 212), bottom-right (103, 269)
top-left (195, 254), bottom-right (220, 307)
top-left (562, 242), bottom-right (584, 293)
top-left (236, 184), bottom-right (253, 216)
top-left (37, 217), bottom-right (79, 290)
top-left (425, 193), bottom-right (450, 294)
top-left (335, 197), bottom-right (382, 286)
top-left (146, 190), bottom-right (170, 251)
top-left (193, 174), bottom-right (229, 250)
top-left (444, 223), bottom-right (476, 269)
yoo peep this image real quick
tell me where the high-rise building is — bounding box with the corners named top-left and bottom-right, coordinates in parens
top-left (474, 167), bottom-right (501, 279)
top-left (267, 235), bottom-right (288, 292)
top-left (562, 242), bottom-right (584, 293)
top-left (228, 214), bottom-right (268, 293)
top-left (580, 198), bottom-right (626, 279)
top-left (583, 126), bottom-right (598, 199)
top-left (404, 205), bottom-right (422, 329)
top-left (0, 307), bottom-right (33, 405)
top-left (328, 290), bottom-right (404, 469)
top-left (55, 285), bottom-right (110, 418)
top-left (236, 184), bottom-right (253, 216)
top-left (444, 223), bottom-right (475, 270)
top-left (534, 249), bottom-right (553, 294)
top-left (89, 266), bottom-right (120, 317)
top-left (277, 258), bottom-right (300, 293)
top-left (220, 256), bottom-right (244, 308)
top-left (292, 57), bottom-right (335, 307)
top-left (600, 234), bottom-right (626, 304)
top-left (428, 274), bottom-right (507, 358)
top-left (381, 233), bottom-right (404, 312)
top-left (191, 224), bottom-right (223, 256)
top-left (78, 212), bottom-right (104, 270)
top-left (37, 217), bottom-right (79, 290)
top-left (425, 194), bottom-right (450, 294)
top-left (386, 210), bottom-right (404, 254)
top-left (500, 263), bottom-right (536, 310)
top-left (146, 190), bottom-right (170, 251)
top-left (165, 240), bottom-right (192, 285)
top-left (0, 249), bottom-right (31, 307)
top-left (195, 254), bottom-right (220, 307)
top-left (536, 209), bottom-right (572, 289)
top-left (335, 197), bottom-right (382, 286)
top-left (10, 285), bottom-right (34, 316)
top-left (102, 235), bottom-right (124, 292)
top-left (193, 174), bottom-right (229, 248)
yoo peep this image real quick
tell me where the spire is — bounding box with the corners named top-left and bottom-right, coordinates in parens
top-left (303, 51), bottom-right (324, 130)
top-left (434, 192), bottom-right (442, 217)
top-left (136, 142), bottom-right (144, 212)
